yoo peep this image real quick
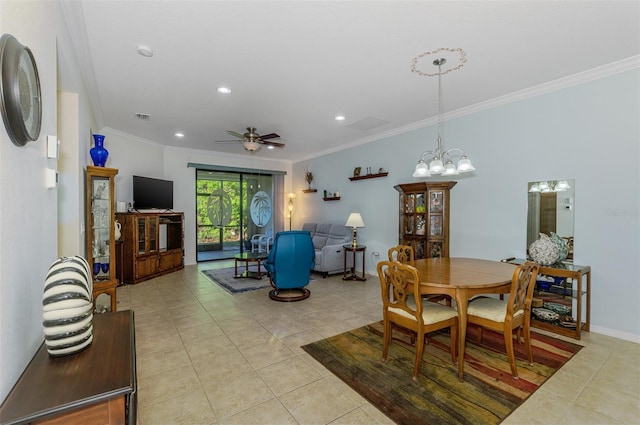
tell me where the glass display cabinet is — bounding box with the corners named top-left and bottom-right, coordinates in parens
top-left (394, 181), bottom-right (456, 259)
top-left (86, 165), bottom-right (119, 312)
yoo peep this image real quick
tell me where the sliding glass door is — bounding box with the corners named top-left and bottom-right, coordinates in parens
top-left (196, 169), bottom-right (277, 261)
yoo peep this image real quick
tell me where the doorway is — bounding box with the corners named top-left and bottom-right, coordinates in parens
top-left (196, 169), bottom-right (276, 262)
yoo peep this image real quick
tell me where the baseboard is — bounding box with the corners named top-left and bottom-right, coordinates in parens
top-left (589, 325), bottom-right (640, 344)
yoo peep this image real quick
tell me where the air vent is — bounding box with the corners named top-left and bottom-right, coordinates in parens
top-left (346, 117), bottom-right (389, 131)
top-left (135, 113), bottom-right (151, 121)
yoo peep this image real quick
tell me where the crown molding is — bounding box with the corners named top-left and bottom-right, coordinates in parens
top-left (61, 1), bottom-right (104, 129)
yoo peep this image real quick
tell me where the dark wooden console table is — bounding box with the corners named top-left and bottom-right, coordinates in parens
top-left (0, 311), bottom-right (137, 425)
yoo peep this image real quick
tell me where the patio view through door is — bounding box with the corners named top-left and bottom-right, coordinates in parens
top-left (196, 169), bottom-right (276, 262)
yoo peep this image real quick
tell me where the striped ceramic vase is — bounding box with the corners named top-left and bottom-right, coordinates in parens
top-left (42, 256), bottom-right (94, 356)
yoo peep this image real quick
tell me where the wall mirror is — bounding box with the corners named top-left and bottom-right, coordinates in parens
top-left (526, 179), bottom-right (574, 261)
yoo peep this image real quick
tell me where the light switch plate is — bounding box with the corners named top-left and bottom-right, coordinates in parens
top-left (45, 167), bottom-right (58, 188)
top-left (47, 135), bottom-right (59, 159)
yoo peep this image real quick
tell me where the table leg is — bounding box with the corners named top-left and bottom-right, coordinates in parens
top-left (362, 250), bottom-right (365, 279)
top-left (234, 259), bottom-right (238, 277)
top-left (353, 249), bottom-right (357, 278)
top-left (257, 260), bottom-right (262, 279)
top-left (585, 271), bottom-right (591, 332)
top-left (454, 288), bottom-right (469, 382)
top-left (343, 249), bottom-right (348, 279)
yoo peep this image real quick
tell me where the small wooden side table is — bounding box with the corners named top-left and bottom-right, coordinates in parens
top-left (343, 245), bottom-right (366, 281)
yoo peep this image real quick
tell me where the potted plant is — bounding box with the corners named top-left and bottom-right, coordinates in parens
top-left (305, 166), bottom-right (314, 190)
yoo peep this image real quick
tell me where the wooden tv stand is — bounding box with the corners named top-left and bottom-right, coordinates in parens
top-left (0, 311), bottom-right (137, 425)
top-left (116, 212), bottom-right (184, 284)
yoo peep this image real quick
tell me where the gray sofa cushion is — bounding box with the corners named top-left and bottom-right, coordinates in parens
top-left (302, 222), bottom-right (352, 276)
top-left (312, 235), bottom-right (327, 250)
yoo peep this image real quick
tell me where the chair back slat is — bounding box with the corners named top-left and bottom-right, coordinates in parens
top-left (388, 245), bottom-right (415, 263)
top-left (507, 261), bottom-right (539, 316)
top-left (377, 261), bottom-right (423, 323)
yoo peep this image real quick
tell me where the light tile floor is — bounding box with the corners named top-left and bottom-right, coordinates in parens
top-left (108, 263), bottom-right (639, 425)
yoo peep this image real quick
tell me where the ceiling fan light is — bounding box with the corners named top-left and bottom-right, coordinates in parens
top-left (243, 141), bottom-right (260, 151)
top-left (413, 160), bottom-right (430, 177)
top-left (429, 158), bottom-right (444, 174)
top-left (456, 156), bottom-right (475, 172)
top-left (442, 160), bottom-right (458, 176)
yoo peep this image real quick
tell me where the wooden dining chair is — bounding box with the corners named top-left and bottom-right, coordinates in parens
top-left (377, 261), bottom-right (458, 381)
top-left (466, 261), bottom-right (540, 379)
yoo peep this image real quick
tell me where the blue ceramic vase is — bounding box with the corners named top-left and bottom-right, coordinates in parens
top-left (90, 134), bottom-right (109, 167)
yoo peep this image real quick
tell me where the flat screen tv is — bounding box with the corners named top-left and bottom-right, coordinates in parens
top-left (133, 175), bottom-right (174, 210)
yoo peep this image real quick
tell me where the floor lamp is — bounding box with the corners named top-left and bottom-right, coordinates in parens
top-left (287, 193), bottom-right (296, 230)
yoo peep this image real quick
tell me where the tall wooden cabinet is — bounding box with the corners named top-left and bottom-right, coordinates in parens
top-left (394, 181), bottom-right (456, 259)
top-left (86, 166), bottom-right (119, 312)
top-left (116, 212), bottom-right (184, 284)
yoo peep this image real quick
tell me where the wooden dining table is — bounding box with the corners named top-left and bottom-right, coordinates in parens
top-left (407, 257), bottom-right (516, 381)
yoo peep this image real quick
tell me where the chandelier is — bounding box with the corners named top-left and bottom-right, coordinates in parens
top-left (529, 180), bottom-right (571, 193)
top-left (411, 48), bottom-right (475, 178)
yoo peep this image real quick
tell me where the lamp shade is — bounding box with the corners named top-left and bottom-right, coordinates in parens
top-left (345, 213), bottom-right (365, 228)
top-left (243, 141), bottom-right (260, 151)
top-left (429, 158), bottom-right (444, 174)
top-left (456, 156), bottom-right (475, 172)
top-left (413, 161), bottom-right (429, 177)
top-left (442, 160), bottom-right (458, 176)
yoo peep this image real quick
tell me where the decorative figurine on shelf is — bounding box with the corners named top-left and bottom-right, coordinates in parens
top-left (529, 233), bottom-right (560, 265)
top-left (353, 167), bottom-right (361, 177)
top-left (304, 166), bottom-right (314, 190)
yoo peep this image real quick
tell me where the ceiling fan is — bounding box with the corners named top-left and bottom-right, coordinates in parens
top-left (215, 127), bottom-right (285, 151)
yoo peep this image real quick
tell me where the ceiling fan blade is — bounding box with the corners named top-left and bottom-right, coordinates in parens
top-left (214, 139), bottom-right (242, 143)
top-left (227, 130), bottom-right (245, 139)
top-left (259, 132), bottom-right (280, 140)
top-left (262, 140), bottom-right (285, 148)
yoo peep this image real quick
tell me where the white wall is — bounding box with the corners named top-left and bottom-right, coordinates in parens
top-left (293, 69), bottom-right (639, 342)
top-left (0, 0), bottom-right (97, 401)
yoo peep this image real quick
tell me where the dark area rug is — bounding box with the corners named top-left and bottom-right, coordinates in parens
top-left (201, 267), bottom-right (271, 294)
top-left (302, 321), bottom-right (582, 425)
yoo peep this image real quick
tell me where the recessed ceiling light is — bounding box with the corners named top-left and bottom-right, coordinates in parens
top-left (267, 145), bottom-right (275, 150)
top-left (217, 87), bottom-right (232, 94)
top-left (136, 45), bottom-right (153, 57)
top-left (335, 115), bottom-right (346, 121)
top-left (175, 132), bottom-right (184, 138)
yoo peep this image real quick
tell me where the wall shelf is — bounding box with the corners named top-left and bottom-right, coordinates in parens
top-left (349, 172), bottom-right (388, 181)
top-left (302, 189), bottom-right (318, 193)
top-left (323, 197), bottom-right (341, 201)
